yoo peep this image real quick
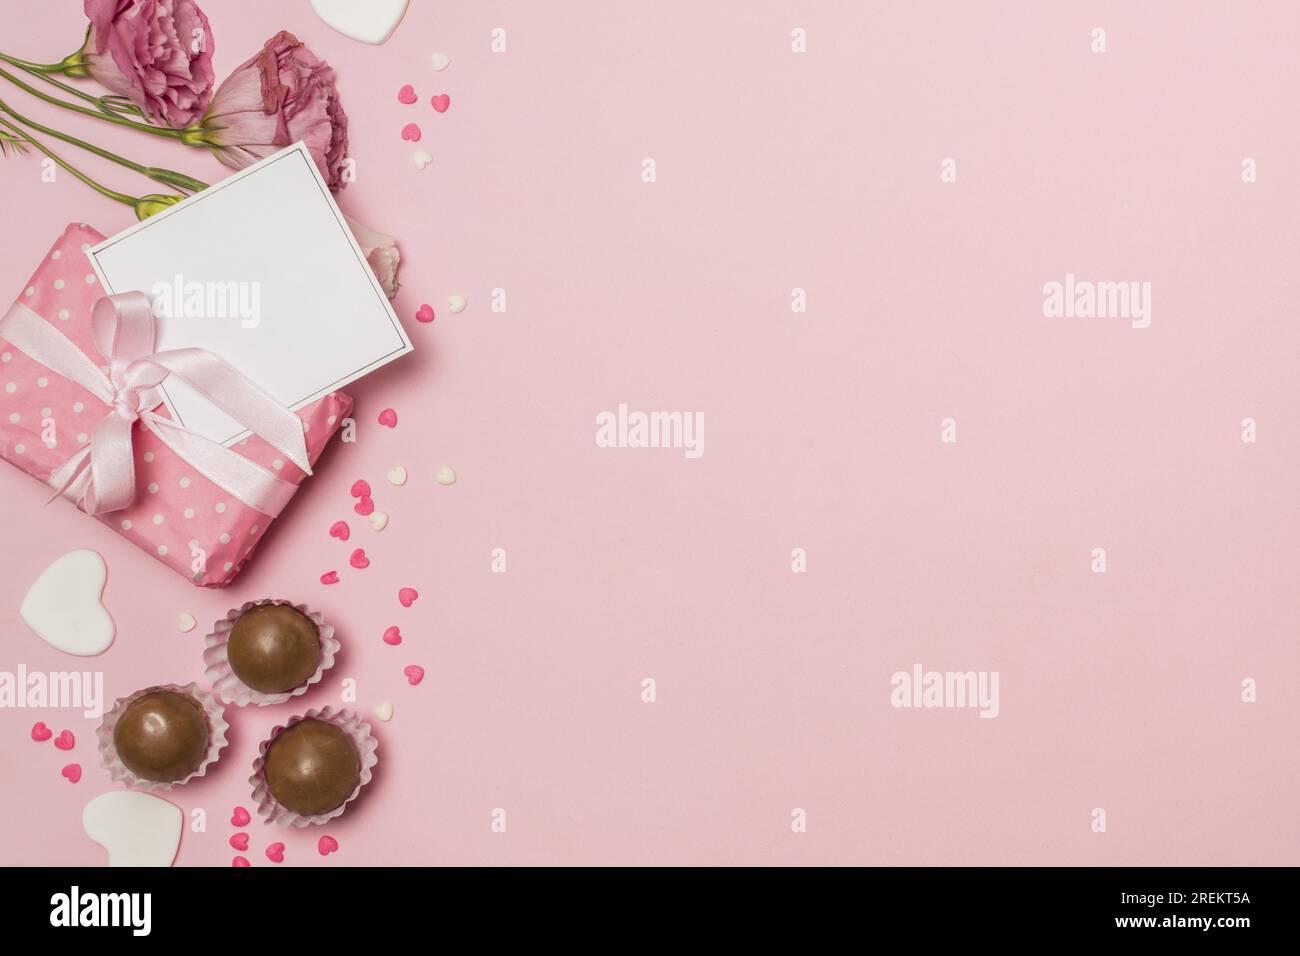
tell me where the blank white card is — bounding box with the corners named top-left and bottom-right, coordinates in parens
top-left (88, 142), bottom-right (412, 445)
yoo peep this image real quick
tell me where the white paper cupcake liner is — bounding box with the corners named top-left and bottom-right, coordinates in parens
top-left (97, 682), bottom-right (229, 791)
top-left (249, 706), bottom-right (379, 828)
top-left (203, 599), bottom-right (339, 706)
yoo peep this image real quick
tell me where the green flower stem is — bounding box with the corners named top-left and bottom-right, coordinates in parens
top-left (0, 65), bottom-right (184, 139)
top-left (0, 99), bottom-right (208, 192)
top-left (0, 115), bottom-right (135, 207)
top-left (2, 57), bottom-right (145, 119)
top-left (0, 51), bottom-right (82, 75)
top-left (0, 27), bottom-right (91, 76)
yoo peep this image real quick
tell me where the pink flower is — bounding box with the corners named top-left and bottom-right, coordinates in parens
top-left (195, 31), bottom-right (350, 191)
top-left (345, 218), bottom-right (401, 299)
top-left (81, 0), bottom-right (215, 128)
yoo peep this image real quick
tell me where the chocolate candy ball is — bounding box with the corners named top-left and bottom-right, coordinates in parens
top-left (265, 719), bottom-right (360, 816)
top-left (113, 690), bottom-right (210, 783)
top-left (227, 604), bottom-right (321, 694)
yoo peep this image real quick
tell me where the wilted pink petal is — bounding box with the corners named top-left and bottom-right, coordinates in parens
top-left (345, 217), bottom-right (400, 298)
top-left (196, 31), bottom-right (349, 191)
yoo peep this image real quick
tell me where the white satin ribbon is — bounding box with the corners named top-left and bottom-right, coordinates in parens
top-left (0, 293), bottom-right (311, 517)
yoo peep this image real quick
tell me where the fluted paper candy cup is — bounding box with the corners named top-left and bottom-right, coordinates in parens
top-left (250, 707), bottom-right (378, 827)
top-left (97, 682), bottom-right (228, 790)
top-left (203, 599), bottom-right (339, 706)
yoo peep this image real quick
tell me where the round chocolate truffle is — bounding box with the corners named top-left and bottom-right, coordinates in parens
top-left (227, 604), bottom-right (321, 694)
top-left (265, 719), bottom-right (361, 816)
top-left (112, 690), bottom-right (210, 783)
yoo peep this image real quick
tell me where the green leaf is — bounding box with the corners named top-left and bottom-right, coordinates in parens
top-left (0, 128), bottom-right (28, 157)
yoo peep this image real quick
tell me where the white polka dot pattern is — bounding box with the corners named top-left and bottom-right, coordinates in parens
top-left (0, 223), bottom-right (356, 585)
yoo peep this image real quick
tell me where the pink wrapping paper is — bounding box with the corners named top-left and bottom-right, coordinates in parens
top-left (0, 223), bottom-right (352, 586)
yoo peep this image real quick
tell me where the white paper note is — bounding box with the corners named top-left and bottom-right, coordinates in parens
top-left (87, 142), bottom-right (412, 445)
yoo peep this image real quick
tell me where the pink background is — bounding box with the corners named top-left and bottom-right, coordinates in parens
top-left (1, 0), bottom-right (1298, 866)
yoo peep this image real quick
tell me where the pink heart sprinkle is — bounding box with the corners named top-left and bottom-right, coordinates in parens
top-left (382, 625), bottom-right (402, 646)
top-left (354, 495), bottom-right (375, 516)
top-left (320, 570), bottom-right (340, 585)
top-left (378, 408), bottom-right (398, 428)
top-left (350, 479), bottom-right (371, 498)
top-left (401, 122), bottom-right (422, 142)
top-left (398, 587), bottom-right (419, 607)
top-left (349, 548), bottom-right (370, 569)
top-left (318, 835), bottom-right (339, 856)
top-left (396, 84), bottom-right (417, 104)
top-left (266, 842), bottom-right (286, 863)
top-left (430, 93), bottom-right (450, 113)
top-left (404, 664), bottom-right (425, 686)
top-left (54, 730), bottom-right (75, 751)
top-left (415, 303), bottom-right (435, 323)
top-left (329, 520), bottom-right (351, 541)
top-left (30, 721), bottom-right (51, 742)
top-left (232, 856), bottom-right (250, 868)
top-left (61, 763), bottom-right (81, 783)
top-left (229, 833), bottom-right (249, 851)
top-left (230, 806), bottom-right (251, 827)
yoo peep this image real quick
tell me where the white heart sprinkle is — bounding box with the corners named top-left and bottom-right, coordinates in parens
top-left (430, 52), bottom-right (450, 71)
top-left (177, 612), bottom-right (196, 633)
top-left (436, 464), bottom-right (457, 485)
top-left (387, 465), bottom-right (408, 486)
top-left (309, 0), bottom-right (409, 44)
top-left (83, 791), bottom-right (182, 867)
top-left (447, 294), bottom-right (466, 313)
top-left (412, 150), bottom-right (433, 170)
top-left (373, 701), bottom-right (394, 721)
top-left (20, 550), bottom-right (115, 656)
top-left (369, 511), bottom-right (390, 532)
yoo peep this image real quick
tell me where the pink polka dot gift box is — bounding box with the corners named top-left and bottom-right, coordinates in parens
top-left (0, 223), bottom-right (352, 586)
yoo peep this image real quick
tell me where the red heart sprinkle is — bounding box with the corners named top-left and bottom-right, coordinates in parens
top-left (398, 587), bottom-right (419, 607)
top-left (401, 122), bottom-right (422, 141)
top-left (266, 842), bottom-right (286, 863)
top-left (229, 833), bottom-right (249, 851)
top-left (61, 763), bottom-right (81, 783)
top-left (329, 520), bottom-right (350, 541)
top-left (377, 408), bottom-right (398, 428)
top-left (415, 303), bottom-right (435, 323)
top-left (349, 548), bottom-right (370, 569)
top-left (232, 856), bottom-right (250, 867)
top-left (54, 730), bottom-right (75, 750)
top-left (430, 93), bottom-right (450, 113)
top-left (354, 495), bottom-right (375, 516)
top-left (318, 835), bottom-right (339, 856)
top-left (382, 626), bottom-right (402, 645)
top-left (320, 570), bottom-right (340, 585)
top-left (30, 721), bottom-right (52, 742)
top-left (350, 479), bottom-right (371, 498)
top-left (230, 807), bottom-right (251, 827)
top-left (403, 664), bottom-right (425, 686)
top-left (396, 84), bottom-right (417, 104)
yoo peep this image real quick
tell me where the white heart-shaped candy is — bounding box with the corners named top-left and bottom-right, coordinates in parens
top-left (447, 294), bottom-right (467, 313)
top-left (369, 511), bottom-right (390, 532)
top-left (436, 464), bottom-right (457, 485)
top-left (430, 53), bottom-right (451, 72)
top-left (21, 549), bottom-right (115, 656)
top-left (387, 466), bottom-right (408, 486)
top-left (374, 701), bottom-right (394, 721)
top-left (310, 0), bottom-right (409, 44)
top-left (412, 150), bottom-right (433, 170)
top-left (83, 791), bottom-right (182, 867)
top-left (177, 612), bottom-right (196, 633)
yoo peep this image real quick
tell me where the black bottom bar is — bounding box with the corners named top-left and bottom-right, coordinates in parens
top-left (1, 866), bottom-right (1283, 941)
